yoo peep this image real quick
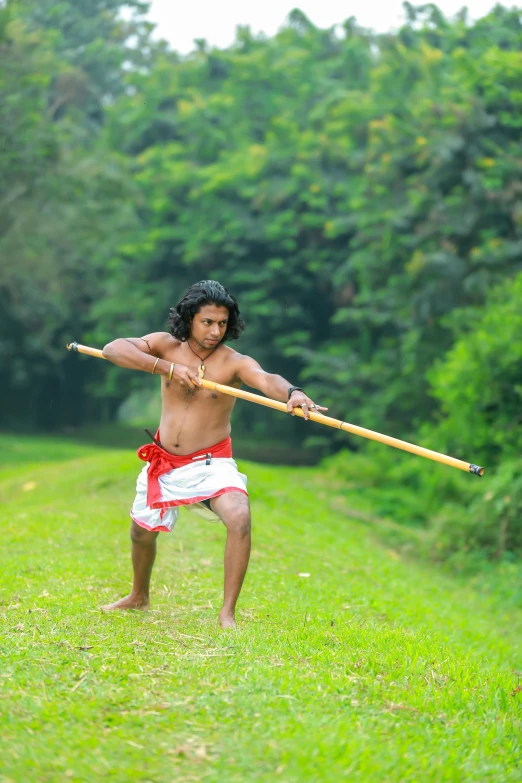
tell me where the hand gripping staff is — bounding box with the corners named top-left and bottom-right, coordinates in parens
top-left (66, 342), bottom-right (484, 477)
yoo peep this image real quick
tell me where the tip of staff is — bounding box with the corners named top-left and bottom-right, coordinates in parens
top-left (469, 464), bottom-right (484, 477)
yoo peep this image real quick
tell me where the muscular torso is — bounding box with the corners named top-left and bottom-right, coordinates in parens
top-left (157, 339), bottom-right (241, 455)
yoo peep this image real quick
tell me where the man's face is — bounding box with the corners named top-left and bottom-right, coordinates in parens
top-left (190, 304), bottom-right (229, 350)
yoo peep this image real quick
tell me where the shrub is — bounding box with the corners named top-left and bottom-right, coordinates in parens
top-left (428, 275), bottom-right (522, 464)
top-left (426, 460), bottom-right (522, 564)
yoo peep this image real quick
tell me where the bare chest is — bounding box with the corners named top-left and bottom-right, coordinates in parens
top-left (160, 347), bottom-right (239, 409)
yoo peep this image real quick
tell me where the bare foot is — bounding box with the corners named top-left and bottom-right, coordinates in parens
top-left (101, 594), bottom-right (150, 612)
top-left (218, 611), bottom-right (237, 629)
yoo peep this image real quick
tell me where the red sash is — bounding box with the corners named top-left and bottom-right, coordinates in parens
top-left (137, 434), bottom-right (233, 508)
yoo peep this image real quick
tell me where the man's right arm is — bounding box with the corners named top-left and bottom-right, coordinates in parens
top-left (102, 332), bottom-right (172, 374)
top-left (102, 332), bottom-right (201, 388)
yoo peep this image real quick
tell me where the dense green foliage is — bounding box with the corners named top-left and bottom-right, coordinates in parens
top-left (1, 1), bottom-right (522, 559)
top-left (429, 274), bottom-right (522, 462)
top-left (1, 436), bottom-right (520, 781)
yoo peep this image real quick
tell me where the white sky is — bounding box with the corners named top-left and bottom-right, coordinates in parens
top-left (146, 0), bottom-right (510, 53)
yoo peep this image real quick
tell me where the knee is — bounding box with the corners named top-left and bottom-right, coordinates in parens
top-left (130, 521), bottom-right (157, 544)
top-left (226, 508), bottom-right (251, 537)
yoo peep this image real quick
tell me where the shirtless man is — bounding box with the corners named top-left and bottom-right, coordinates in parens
top-left (101, 280), bottom-right (326, 628)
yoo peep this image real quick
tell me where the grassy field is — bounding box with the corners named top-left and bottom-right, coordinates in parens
top-left (0, 434), bottom-right (520, 782)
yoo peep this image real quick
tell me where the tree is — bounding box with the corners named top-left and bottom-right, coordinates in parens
top-left (2, 2), bottom-right (521, 450)
top-left (428, 273), bottom-right (522, 463)
top-left (0, 0), bottom-right (144, 428)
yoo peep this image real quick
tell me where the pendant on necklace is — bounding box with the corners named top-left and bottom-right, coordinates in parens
top-left (198, 363), bottom-right (205, 379)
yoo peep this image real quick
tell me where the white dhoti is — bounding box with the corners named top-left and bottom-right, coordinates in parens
top-left (131, 456), bottom-right (248, 533)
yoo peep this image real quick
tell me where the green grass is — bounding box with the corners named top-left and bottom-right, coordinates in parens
top-left (0, 432), bottom-right (103, 471)
top-left (0, 435), bottom-right (520, 782)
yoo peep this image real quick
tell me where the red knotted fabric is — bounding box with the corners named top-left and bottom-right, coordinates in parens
top-left (137, 434), bottom-right (233, 508)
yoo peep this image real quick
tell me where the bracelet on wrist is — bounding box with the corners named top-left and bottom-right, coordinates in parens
top-left (287, 386), bottom-right (304, 401)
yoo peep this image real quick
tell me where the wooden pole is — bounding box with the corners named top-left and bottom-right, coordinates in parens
top-left (66, 341), bottom-right (484, 477)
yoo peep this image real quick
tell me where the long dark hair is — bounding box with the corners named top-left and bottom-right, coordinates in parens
top-left (167, 280), bottom-right (245, 342)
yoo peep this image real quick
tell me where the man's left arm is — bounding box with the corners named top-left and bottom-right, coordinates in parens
top-left (236, 356), bottom-right (328, 420)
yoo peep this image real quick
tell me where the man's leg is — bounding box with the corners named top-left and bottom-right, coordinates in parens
top-left (102, 521), bottom-right (159, 611)
top-left (210, 492), bottom-right (251, 629)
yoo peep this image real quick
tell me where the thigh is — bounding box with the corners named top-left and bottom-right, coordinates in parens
top-left (210, 492), bottom-right (250, 525)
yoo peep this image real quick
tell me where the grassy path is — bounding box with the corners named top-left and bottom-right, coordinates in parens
top-left (0, 437), bottom-right (520, 782)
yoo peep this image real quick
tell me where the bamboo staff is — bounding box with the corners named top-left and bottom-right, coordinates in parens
top-left (66, 341), bottom-right (484, 477)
